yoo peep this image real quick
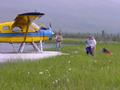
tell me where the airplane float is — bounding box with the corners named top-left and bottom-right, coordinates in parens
top-left (0, 12), bottom-right (54, 53)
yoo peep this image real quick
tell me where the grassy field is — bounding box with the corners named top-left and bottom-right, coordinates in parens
top-left (0, 40), bottom-right (120, 90)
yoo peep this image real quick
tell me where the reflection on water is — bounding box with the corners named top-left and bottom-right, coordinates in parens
top-left (0, 43), bottom-right (78, 53)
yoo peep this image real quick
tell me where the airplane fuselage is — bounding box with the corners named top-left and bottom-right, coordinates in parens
top-left (0, 21), bottom-right (54, 43)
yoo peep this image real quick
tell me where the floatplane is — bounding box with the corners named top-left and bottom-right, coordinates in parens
top-left (0, 12), bottom-right (54, 53)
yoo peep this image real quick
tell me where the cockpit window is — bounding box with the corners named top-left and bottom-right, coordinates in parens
top-left (41, 27), bottom-right (48, 30)
top-left (3, 26), bottom-right (10, 30)
top-left (13, 27), bottom-right (22, 33)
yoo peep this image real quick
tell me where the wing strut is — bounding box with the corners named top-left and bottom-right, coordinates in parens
top-left (18, 16), bottom-right (30, 53)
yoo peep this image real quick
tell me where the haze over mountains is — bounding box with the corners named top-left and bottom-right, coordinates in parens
top-left (0, 0), bottom-right (120, 33)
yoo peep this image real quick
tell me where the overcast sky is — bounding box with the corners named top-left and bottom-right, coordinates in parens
top-left (0, 0), bottom-right (120, 33)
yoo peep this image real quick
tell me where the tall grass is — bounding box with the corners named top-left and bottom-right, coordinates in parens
top-left (0, 43), bottom-right (120, 90)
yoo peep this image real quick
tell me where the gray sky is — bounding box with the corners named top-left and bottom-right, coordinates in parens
top-left (0, 0), bottom-right (120, 33)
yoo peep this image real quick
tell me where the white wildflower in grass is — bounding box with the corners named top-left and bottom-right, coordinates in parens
top-left (68, 68), bottom-right (72, 71)
top-left (39, 72), bottom-right (43, 75)
top-left (66, 78), bottom-right (70, 82)
top-left (74, 51), bottom-right (78, 54)
top-left (45, 69), bottom-right (49, 72)
top-left (55, 80), bottom-right (58, 83)
top-left (94, 60), bottom-right (97, 63)
top-left (68, 60), bottom-right (71, 64)
top-left (48, 74), bottom-right (51, 77)
top-left (28, 72), bottom-right (30, 75)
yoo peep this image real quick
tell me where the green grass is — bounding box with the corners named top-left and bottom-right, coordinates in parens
top-left (0, 43), bottom-right (120, 90)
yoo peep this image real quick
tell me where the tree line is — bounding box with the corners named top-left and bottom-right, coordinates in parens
top-left (62, 30), bottom-right (120, 42)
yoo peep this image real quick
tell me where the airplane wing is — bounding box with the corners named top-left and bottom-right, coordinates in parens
top-left (12, 12), bottom-right (45, 32)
